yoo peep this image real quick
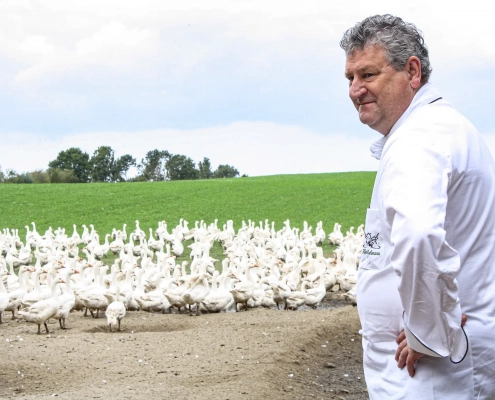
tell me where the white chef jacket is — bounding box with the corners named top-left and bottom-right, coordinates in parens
top-left (358, 83), bottom-right (495, 399)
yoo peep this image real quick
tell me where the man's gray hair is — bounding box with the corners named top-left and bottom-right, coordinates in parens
top-left (340, 15), bottom-right (432, 83)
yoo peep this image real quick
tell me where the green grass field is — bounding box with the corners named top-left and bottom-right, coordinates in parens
top-left (1, 172), bottom-right (375, 262)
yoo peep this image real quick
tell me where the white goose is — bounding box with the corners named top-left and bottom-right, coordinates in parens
top-left (270, 276), bottom-right (292, 310)
top-left (105, 286), bottom-right (126, 332)
top-left (285, 281), bottom-right (309, 311)
top-left (5, 266), bottom-right (30, 319)
top-left (54, 268), bottom-right (78, 329)
top-left (18, 276), bottom-right (64, 334)
top-left (79, 264), bottom-right (109, 318)
top-left (0, 270), bottom-right (9, 323)
top-left (200, 270), bottom-right (234, 313)
top-left (164, 279), bottom-right (189, 314)
top-left (304, 272), bottom-right (327, 309)
top-left (128, 268), bottom-right (145, 311)
top-left (230, 261), bottom-right (255, 312)
top-left (182, 272), bottom-right (210, 316)
top-left (20, 268), bottom-right (47, 308)
top-left (135, 273), bottom-right (171, 313)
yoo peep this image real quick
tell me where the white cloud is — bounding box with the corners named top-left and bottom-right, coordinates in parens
top-left (13, 20), bottom-right (158, 83)
top-left (2, 0), bottom-right (493, 86)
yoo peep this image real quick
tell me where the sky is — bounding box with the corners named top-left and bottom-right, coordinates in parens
top-left (1, 0), bottom-right (494, 177)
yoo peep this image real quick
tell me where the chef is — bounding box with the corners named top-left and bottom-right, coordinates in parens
top-left (340, 14), bottom-right (495, 399)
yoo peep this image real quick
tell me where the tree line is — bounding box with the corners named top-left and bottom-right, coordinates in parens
top-left (0, 146), bottom-right (243, 184)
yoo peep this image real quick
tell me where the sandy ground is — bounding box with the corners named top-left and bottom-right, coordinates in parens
top-left (0, 296), bottom-right (368, 400)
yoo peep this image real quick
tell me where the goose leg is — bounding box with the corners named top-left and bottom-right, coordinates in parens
top-left (195, 303), bottom-right (201, 316)
top-left (44, 321), bottom-right (50, 334)
top-left (0, 312), bottom-right (2, 324)
top-left (37, 324), bottom-right (42, 334)
top-left (59, 319), bottom-right (64, 329)
top-left (117, 320), bottom-right (122, 332)
top-left (109, 323), bottom-right (113, 333)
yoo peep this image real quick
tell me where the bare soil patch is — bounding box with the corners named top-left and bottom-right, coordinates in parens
top-left (0, 296), bottom-right (367, 400)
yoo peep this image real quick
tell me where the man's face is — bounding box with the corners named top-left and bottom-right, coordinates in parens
top-left (345, 45), bottom-right (415, 135)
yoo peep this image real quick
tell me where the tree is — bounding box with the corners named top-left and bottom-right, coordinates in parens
top-left (165, 154), bottom-right (199, 180)
top-left (112, 154), bottom-right (136, 182)
top-left (198, 157), bottom-right (213, 179)
top-left (90, 146), bottom-right (115, 182)
top-left (48, 147), bottom-right (91, 183)
top-left (137, 149), bottom-right (171, 181)
top-left (213, 164), bottom-right (239, 178)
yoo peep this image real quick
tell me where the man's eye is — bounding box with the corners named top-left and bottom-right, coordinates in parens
top-left (363, 73), bottom-right (374, 79)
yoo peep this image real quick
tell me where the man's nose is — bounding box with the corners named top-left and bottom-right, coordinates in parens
top-left (349, 79), bottom-right (366, 100)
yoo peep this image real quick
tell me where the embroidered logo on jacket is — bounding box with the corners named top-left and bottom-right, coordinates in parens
top-left (363, 232), bottom-right (380, 256)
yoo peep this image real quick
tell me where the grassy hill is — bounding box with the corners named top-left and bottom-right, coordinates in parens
top-left (0, 172), bottom-right (375, 236)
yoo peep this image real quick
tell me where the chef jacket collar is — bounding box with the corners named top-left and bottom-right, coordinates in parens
top-left (369, 83), bottom-right (442, 160)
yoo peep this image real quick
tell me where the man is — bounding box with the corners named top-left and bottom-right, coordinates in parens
top-left (340, 15), bottom-right (495, 399)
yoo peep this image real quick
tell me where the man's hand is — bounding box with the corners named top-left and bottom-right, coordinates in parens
top-left (395, 314), bottom-right (467, 377)
top-left (395, 334), bottom-right (425, 377)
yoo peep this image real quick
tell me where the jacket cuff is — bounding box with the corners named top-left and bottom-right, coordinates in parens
top-left (404, 325), bottom-right (444, 357)
top-left (403, 319), bottom-right (469, 363)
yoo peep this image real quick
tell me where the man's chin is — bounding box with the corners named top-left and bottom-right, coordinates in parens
top-left (358, 114), bottom-right (376, 126)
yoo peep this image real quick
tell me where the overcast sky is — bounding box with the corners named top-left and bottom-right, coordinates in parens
top-left (1, 0), bottom-right (494, 177)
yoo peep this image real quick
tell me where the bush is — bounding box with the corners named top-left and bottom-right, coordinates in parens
top-left (30, 170), bottom-right (50, 184)
top-left (213, 165), bottom-right (240, 178)
top-left (48, 168), bottom-right (79, 183)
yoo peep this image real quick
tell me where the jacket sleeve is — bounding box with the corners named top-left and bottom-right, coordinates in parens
top-left (380, 125), bottom-right (468, 362)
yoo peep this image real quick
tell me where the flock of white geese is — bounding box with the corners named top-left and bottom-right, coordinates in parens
top-left (0, 219), bottom-right (363, 334)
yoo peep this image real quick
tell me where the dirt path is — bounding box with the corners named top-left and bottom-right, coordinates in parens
top-left (0, 300), bottom-right (367, 400)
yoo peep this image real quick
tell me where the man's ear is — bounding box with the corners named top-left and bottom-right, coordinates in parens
top-left (406, 56), bottom-right (422, 89)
